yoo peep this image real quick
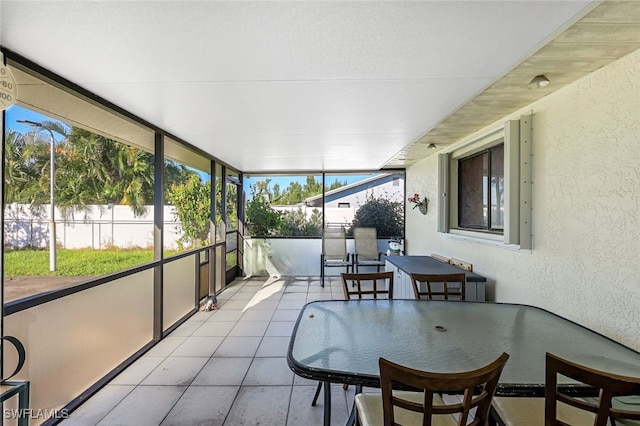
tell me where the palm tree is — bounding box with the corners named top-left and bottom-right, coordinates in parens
top-left (4, 130), bottom-right (33, 203)
top-left (62, 128), bottom-right (155, 217)
top-left (8, 117), bottom-right (203, 218)
top-left (4, 128), bottom-right (54, 205)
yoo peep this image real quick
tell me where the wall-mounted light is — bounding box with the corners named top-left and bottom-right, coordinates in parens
top-left (528, 74), bottom-right (550, 90)
top-left (427, 143), bottom-right (437, 149)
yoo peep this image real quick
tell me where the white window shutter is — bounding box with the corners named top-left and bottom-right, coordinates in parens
top-left (437, 153), bottom-right (450, 233)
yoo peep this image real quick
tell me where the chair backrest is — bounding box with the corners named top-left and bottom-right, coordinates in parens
top-left (322, 227), bottom-right (348, 260)
top-left (379, 352), bottom-right (510, 426)
top-left (410, 273), bottom-right (467, 301)
top-left (341, 271), bottom-right (394, 299)
top-left (545, 352), bottom-right (640, 426)
top-left (353, 227), bottom-right (380, 261)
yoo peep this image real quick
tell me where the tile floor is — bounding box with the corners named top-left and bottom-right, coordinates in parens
top-left (61, 276), bottom-right (356, 426)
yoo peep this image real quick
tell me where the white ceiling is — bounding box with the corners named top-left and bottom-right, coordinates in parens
top-left (0, 1), bottom-right (603, 172)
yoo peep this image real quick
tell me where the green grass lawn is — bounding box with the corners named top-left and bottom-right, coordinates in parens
top-left (4, 248), bottom-right (156, 276)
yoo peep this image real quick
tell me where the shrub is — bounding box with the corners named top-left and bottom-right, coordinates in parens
top-left (350, 194), bottom-right (404, 238)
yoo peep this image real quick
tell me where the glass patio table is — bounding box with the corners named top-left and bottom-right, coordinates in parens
top-left (287, 299), bottom-right (640, 426)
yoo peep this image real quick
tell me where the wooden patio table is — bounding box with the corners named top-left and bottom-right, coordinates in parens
top-left (287, 299), bottom-right (640, 426)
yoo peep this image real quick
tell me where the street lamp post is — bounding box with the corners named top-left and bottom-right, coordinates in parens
top-left (17, 119), bottom-right (58, 271)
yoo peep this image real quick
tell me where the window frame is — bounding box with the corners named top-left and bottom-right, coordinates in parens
top-left (438, 115), bottom-right (532, 249)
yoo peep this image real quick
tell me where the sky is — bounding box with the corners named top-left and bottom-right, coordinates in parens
top-left (6, 105), bottom-right (68, 142)
top-left (243, 174), bottom-right (374, 197)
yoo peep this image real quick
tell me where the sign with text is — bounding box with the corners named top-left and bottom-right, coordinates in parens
top-left (0, 62), bottom-right (17, 110)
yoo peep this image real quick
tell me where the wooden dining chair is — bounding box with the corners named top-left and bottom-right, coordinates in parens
top-left (355, 352), bottom-right (510, 426)
top-left (491, 352), bottom-right (640, 426)
top-left (410, 273), bottom-right (467, 301)
top-left (312, 271), bottom-right (395, 407)
top-left (341, 271), bottom-right (394, 300)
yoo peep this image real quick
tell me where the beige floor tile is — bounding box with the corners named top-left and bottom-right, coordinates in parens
top-left (307, 286), bottom-right (333, 295)
top-left (97, 385), bottom-right (186, 426)
top-left (278, 299), bottom-right (307, 309)
top-left (192, 357), bottom-right (252, 386)
top-left (265, 321), bottom-right (295, 337)
top-left (243, 357), bottom-right (294, 386)
top-left (62, 385), bottom-right (134, 426)
top-left (239, 308), bottom-right (275, 322)
top-left (229, 291), bottom-right (257, 300)
top-left (272, 309), bottom-right (301, 321)
top-left (284, 286), bottom-right (308, 293)
top-left (170, 320), bottom-right (202, 336)
top-left (171, 336), bottom-right (224, 357)
top-left (256, 336), bottom-right (290, 357)
top-left (213, 336), bottom-right (262, 357)
top-left (215, 293), bottom-right (238, 304)
top-left (262, 281), bottom-right (287, 292)
top-left (217, 299), bottom-right (253, 310)
top-left (192, 321), bottom-right (235, 337)
top-left (161, 386), bottom-right (239, 426)
top-left (110, 357), bottom-right (165, 385)
top-left (288, 279), bottom-right (310, 286)
top-left (186, 310), bottom-right (215, 322)
top-left (224, 386), bottom-right (290, 426)
top-left (307, 293), bottom-right (334, 302)
top-left (288, 385), bottom-right (352, 426)
top-left (294, 374), bottom-right (319, 386)
top-left (141, 356), bottom-right (208, 386)
top-left (143, 336), bottom-right (187, 357)
top-left (281, 292), bottom-right (308, 300)
top-left (228, 320), bottom-right (269, 337)
top-left (244, 299), bottom-right (280, 310)
top-left (207, 309), bottom-right (243, 322)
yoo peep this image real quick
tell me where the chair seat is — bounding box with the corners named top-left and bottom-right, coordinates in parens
top-left (355, 259), bottom-right (385, 266)
top-left (492, 397), bottom-right (596, 425)
top-left (613, 396), bottom-right (640, 426)
top-left (324, 259), bottom-right (351, 266)
top-left (355, 391), bottom-right (458, 426)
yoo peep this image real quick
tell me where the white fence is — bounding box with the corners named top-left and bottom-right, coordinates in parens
top-left (4, 203), bottom-right (184, 250)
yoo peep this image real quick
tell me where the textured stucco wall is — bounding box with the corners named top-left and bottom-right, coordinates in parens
top-left (406, 48), bottom-right (640, 351)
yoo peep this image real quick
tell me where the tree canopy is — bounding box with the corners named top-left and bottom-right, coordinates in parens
top-left (5, 127), bottom-right (196, 217)
top-left (349, 193), bottom-right (404, 238)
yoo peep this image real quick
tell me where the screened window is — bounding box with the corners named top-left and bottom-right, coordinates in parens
top-left (3, 65), bottom-right (155, 302)
top-left (163, 137), bottom-right (211, 254)
top-left (458, 144), bottom-right (504, 232)
top-left (325, 172), bottom-right (405, 238)
top-left (243, 175), bottom-right (322, 237)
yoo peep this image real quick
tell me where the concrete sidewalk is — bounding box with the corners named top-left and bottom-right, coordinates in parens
top-left (3, 275), bottom-right (94, 303)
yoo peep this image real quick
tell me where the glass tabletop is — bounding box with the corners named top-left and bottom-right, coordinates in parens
top-left (287, 300), bottom-right (640, 396)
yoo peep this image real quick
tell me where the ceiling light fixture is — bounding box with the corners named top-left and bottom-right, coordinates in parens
top-left (528, 74), bottom-right (550, 90)
top-left (427, 143), bottom-right (437, 149)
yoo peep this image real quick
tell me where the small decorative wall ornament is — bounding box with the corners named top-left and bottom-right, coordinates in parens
top-left (408, 193), bottom-right (429, 215)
